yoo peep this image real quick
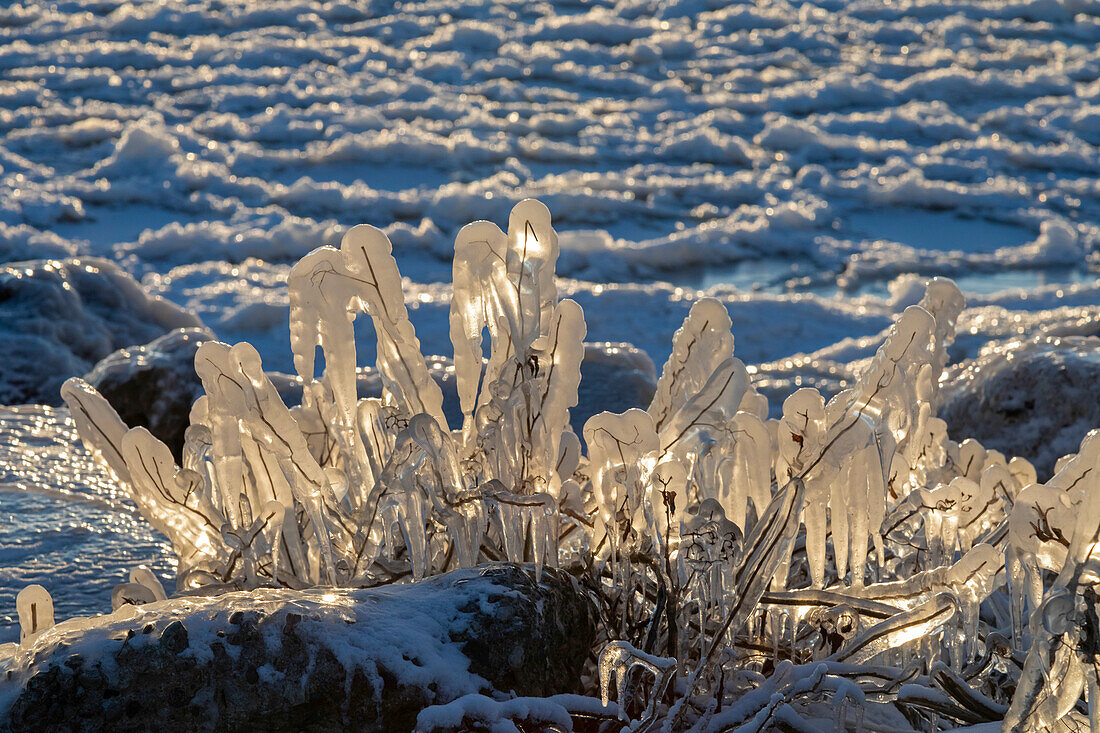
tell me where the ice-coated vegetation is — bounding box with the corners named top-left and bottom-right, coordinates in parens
top-left (41, 200), bottom-right (1100, 730)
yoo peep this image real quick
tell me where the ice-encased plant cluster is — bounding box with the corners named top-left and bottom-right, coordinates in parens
top-left (36, 199), bottom-right (1100, 730)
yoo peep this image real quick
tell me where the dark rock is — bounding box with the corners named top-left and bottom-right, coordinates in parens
top-left (940, 335), bottom-right (1100, 480)
top-left (85, 327), bottom-right (213, 460)
top-left (575, 342), bottom-right (656, 432)
top-left (0, 257), bottom-right (201, 406)
top-left (159, 621), bottom-right (188, 655)
top-left (1, 564), bottom-right (597, 733)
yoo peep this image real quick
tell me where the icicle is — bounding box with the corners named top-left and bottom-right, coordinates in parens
top-left (482, 482), bottom-right (557, 575)
top-left (709, 477), bottom-right (807, 653)
top-left (599, 640), bottom-right (676, 720)
top-left (584, 409), bottom-right (660, 570)
top-left (450, 219), bottom-right (507, 440)
top-left (658, 356), bottom-right (748, 460)
top-left (718, 411), bottom-right (771, 533)
top-left (525, 298), bottom-right (586, 496)
top-left (342, 224), bottom-right (447, 426)
top-left (680, 499), bottom-right (742, 647)
top-left (379, 488), bottom-right (429, 580)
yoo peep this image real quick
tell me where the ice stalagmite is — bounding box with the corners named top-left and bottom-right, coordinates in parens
top-left (16, 585), bottom-right (53, 645)
top-left (648, 298), bottom-right (736, 436)
top-left (776, 388), bottom-right (827, 587)
top-left (584, 408), bottom-right (660, 569)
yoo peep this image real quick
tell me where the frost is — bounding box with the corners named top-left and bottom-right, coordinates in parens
top-left (44, 198), bottom-right (1100, 730)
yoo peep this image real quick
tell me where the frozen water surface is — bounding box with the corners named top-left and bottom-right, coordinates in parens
top-left (0, 407), bottom-right (174, 643)
top-left (845, 210), bottom-right (1033, 255)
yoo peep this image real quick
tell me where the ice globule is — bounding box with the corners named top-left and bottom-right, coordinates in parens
top-left (129, 566), bottom-right (168, 601)
top-left (110, 582), bottom-right (157, 611)
top-left (16, 586), bottom-right (53, 645)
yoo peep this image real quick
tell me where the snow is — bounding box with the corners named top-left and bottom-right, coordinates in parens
top-left (0, 565), bottom-right (553, 722)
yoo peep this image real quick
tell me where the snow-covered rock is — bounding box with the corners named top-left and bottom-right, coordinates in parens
top-left (0, 564), bottom-right (596, 733)
top-left (940, 335), bottom-right (1100, 479)
top-left (0, 259), bottom-right (201, 406)
top-left (84, 327), bottom-right (214, 459)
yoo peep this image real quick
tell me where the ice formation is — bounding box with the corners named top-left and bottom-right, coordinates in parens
top-left (15, 586), bottom-right (53, 645)
top-left (44, 199), bottom-right (1100, 730)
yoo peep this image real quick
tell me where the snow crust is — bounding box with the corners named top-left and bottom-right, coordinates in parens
top-left (0, 566), bottom-right (545, 721)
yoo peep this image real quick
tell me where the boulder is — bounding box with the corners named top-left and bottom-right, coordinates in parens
top-left (0, 258), bottom-right (201, 406)
top-left (0, 564), bottom-right (597, 733)
top-left (940, 335), bottom-right (1100, 479)
top-left (576, 342), bottom-right (656, 430)
top-left (85, 327), bottom-right (214, 460)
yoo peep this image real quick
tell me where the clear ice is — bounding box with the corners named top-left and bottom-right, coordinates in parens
top-left (43, 199), bottom-right (1100, 729)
